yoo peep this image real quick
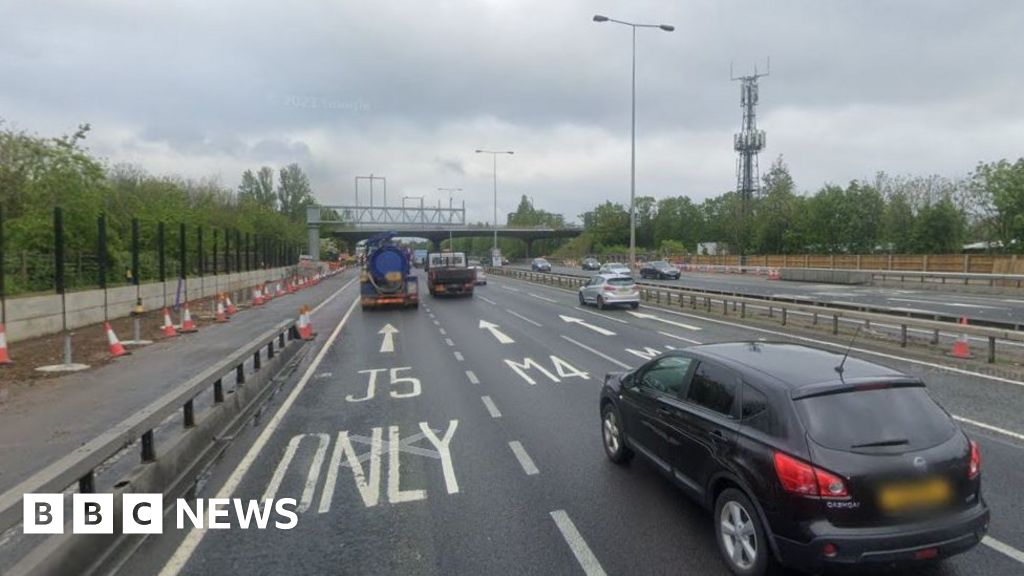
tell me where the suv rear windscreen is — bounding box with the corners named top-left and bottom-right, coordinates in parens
top-left (607, 277), bottom-right (635, 286)
top-left (795, 385), bottom-right (955, 452)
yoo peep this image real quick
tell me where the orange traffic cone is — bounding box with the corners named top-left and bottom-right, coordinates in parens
top-left (215, 295), bottom-right (228, 323)
top-left (253, 286), bottom-right (264, 306)
top-left (161, 307), bottom-right (178, 338)
top-left (949, 317), bottom-right (973, 359)
top-left (180, 303), bottom-right (199, 333)
top-left (297, 306), bottom-right (315, 340)
top-left (0, 323), bottom-right (12, 365)
top-left (104, 322), bottom-right (131, 358)
top-left (225, 294), bottom-right (238, 315)
top-left (768, 268), bottom-right (781, 280)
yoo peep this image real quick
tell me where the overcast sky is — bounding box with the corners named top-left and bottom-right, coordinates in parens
top-left (2, 0), bottom-right (1022, 224)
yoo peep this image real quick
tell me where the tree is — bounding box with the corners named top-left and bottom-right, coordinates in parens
top-left (971, 159), bottom-right (1024, 252)
top-left (277, 163), bottom-right (314, 222)
top-left (581, 201), bottom-right (629, 248)
top-left (238, 166), bottom-right (277, 211)
top-left (754, 156), bottom-right (797, 253)
top-left (912, 199), bottom-right (965, 253)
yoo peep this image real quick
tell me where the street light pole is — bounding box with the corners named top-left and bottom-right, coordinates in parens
top-left (438, 187), bottom-right (462, 248)
top-left (475, 150), bottom-right (514, 261)
top-left (593, 14), bottom-right (674, 272)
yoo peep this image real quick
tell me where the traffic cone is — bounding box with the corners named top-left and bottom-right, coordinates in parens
top-left (161, 307), bottom-right (178, 338)
top-left (253, 286), bottom-right (264, 306)
top-left (768, 268), bottom-right (781, 280)
top-left (287, 278), bottom-right (296, 294)
top-left (180, 303), bottom-right (198, 333)
top-left (297, 306), bottom-right (315, 340)
top-left (225, 294), bottom-right (238, 315)
top-left (104, 322), bottom-right (131, 358)
top-left (0, 323), bottom-right (12, 365)
top-left (949, 317), bottom-right (973, 359)
top-left (215, 295), bottom-right (228, 323)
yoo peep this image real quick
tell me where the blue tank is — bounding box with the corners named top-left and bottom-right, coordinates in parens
top-left (360, 232), bottom-right (419, 308)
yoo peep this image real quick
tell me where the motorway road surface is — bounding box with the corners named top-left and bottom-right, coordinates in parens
top-left (124, 270), bottom-right (1024, 575)
top-left (516, 264), bottom-right (1024, 327)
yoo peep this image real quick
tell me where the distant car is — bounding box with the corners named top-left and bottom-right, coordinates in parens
top-left (582, 257), bottom-right (601, 271)
top-left (599, 342), bottom-right (988, 576)
top-left (599, 262), bottom-right (631, 276)
top-left (639, 260), bottom-right (680, 280)
top-left (472, 265), bottom-right (487, 285)
top-left (578, 274), bottom-right (639, 310)
top-left (531, 258), bottom-right (552, 272)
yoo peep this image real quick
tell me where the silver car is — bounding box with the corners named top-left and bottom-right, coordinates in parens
top-left (599, 262), bottom-right (631, 276)
top-left (578, 274), bottom-right (640, 310)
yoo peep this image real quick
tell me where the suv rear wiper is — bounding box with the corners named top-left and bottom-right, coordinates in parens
top-left (850, 438), bottom-right (909, 448)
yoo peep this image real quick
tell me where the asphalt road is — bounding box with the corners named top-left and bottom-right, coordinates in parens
top-left (515, 264), bottom-right (1024, 327)
top-left (124, 270), bottom-right (1024, 576)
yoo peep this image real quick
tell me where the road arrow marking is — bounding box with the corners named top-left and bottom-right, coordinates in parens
top-left (378, 324), bottom-right (399, 353)
top-left (479, 320), bottom-right (515, 344)
top-left (559, 315), bottom-right (616, 336)
top-left (627, 311), bottom-right (702, 331)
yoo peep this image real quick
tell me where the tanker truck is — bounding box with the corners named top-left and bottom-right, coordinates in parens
top-left (360, 232), bottom-right (419, 309)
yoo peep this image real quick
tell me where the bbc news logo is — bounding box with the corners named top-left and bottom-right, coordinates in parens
top-left (23, 494), bottom-right (298, 534)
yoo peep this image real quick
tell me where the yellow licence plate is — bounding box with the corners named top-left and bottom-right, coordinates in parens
top-left (879, 479), bottom-right (951, 511)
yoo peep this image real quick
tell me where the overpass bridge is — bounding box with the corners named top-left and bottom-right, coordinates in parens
top-left (306, 204), bottom-right (582, 256)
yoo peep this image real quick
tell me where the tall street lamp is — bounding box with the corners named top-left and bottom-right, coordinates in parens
top-left (438, 187), bottom-right (462, 248)
top-left (593, 14), bottom-right (674, 272)
top-left (475, 150), bottom-right (514, 260)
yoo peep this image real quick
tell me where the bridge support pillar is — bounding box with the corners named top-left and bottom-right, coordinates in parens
top-left (524, 239), bottom-right (534, 258)
top-left (306, 206), bottom-right (320, 261)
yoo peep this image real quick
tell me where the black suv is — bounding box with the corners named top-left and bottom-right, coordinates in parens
top-left (582, 257), bottom-right (601, 271)
top-left (531, 257), bottom-right (552, 272)
top-left (599, 342), bottom-right (988, 575)
top-left (639, 260), bottom-right (680, 279)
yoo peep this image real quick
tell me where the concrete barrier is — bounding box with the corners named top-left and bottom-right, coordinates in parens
top-left (779, 268), bottom-right (871, 285)
top-left (6, 267), bottom-right (291, 343)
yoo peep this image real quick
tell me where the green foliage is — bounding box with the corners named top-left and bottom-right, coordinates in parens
top-left (971, 159), bottom-right (1024, 252)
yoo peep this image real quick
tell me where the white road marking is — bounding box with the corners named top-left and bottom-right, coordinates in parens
top-left (560, 335), bottom-right (631, 369)
top-left (983, 536), bottom-right (1024, 565)
top-left (506, 309), bottom-right (543, 327)
top-left (953, 416), bottom-right (1024, 442)
top-left (658, 331), bottom-right (703, 345)
top-left (261, 433), bottom-right (330, 513)
top-left (160, 296), bottom-right (360, 576)
top-left (550, 510), bottom-right (607, 576)
top-left (319, 428), bottom-right (382, 511)
top-left (508, 441), bottom-right (539, 475)
top-left (479, 295), bottom-right (498, 305)
top-left (454, 351), bottom-right (464, 362)
top-left (573, 306), bottom-right (628, 324)
top-left (311, 277), bottom-right (357, 314)
top-left (628, 310), bottom-right (702, 331)
top-left (465, 370), bottom-right (480, 384)
top-left (559, 315), bottom-right (616, 336)
top-left (428, 313), bottom-right (436, 319)
top-left (480, 319), bottom-right (515, 344)
top-left (387, 425), bottom-right (426, 503)
top-left (432, 319), bottom-right (440, 326)
top-left (445, 338), bottom-right (455, 347)
top-left (481, 396), bottom-right (502, 418)
top-left (529, 292), bottom-right (558, 303)
top-left (502, 285), bottom-right (521, 292)
top-left (889, 297), bottom-right (999, 310)
top-left (378, 323), bottom-right (399, 353)
top-left (439, 328), bottom-right (447, 335)
top-left (420, 420), bottom-right (460, 494)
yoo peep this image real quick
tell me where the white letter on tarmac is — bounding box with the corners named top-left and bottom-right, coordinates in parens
top-left (420, 420), bottom-right (459, 494)
top-left (319, 428), bottom-right (383, 512)
top-left (349, 368), bottom-right (386, 402)
top-left (388, 425), bottom-right (426, 504)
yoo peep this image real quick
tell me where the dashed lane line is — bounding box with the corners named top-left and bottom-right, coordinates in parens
top-left (508, 441), bottom-right (539, 475)
top-left (560, 335), bottom-right (631, 369)
top-left (445, 338), bottom-right (455, 347)
top-left (481, 396), bottom-right (502, 418)
top-left (159, 295), bottom-right (361, 576)
top-left (529, 293), bottom-right (559, 303)
top-left (465, 370), bottom-right (480, 385)
top-left (454, 351), bottom-right (464, 362)
top-left (506, 309), bottom-right (543, 327)
top-left (573, 306), bottom-right (629, 324)
top-left (953, 416), bottom-right (1024, 442)
top-left (983, 537), bottom-right (1024, 565)
top-left (550, 510), bottom-right (607, 576)
top-left (439, 328), bottom-right (447, 335)
top-left (658, 330), bottom-right (703, 345)
top-left (479, 295), bottom-right (498, 305)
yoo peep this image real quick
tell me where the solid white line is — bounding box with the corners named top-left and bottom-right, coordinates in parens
top-left (560, 335), bottom-right (631, 369)
top-left (445, 338), bottom-right (454, 347)
top-left (550, 510), bottom-right (607, 576)
top-left (573, 306), bottom-right (629, 324)
top-left (508, 441), bottom-right (539, 475)
top-left (506, 309), bottom-right (543, 327)
top-left (481, 396), bottom-right (502, 418)
top-left (479, 295), bottom-right (498, 305)
top-left (953, 416), bottom-right (1024, 442)
top-left (658, 330), bottom-right (703, 345)
top-left (983, 536), bottom-right (1024, 565)
top-left (311, 276), bottom-right (356, 314)
top-left (648, 305), bottom-right (1024, 389)
top-left (454, 351), bottom-right (464, 362)
top-left (159, 295), bottom-right (360, 576)
top-left (529, 292), bottom-right (558, 303)
top-left (465, 370), bottom-right (480, 385)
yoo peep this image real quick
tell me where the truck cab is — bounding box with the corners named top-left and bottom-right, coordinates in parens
top-left (426, 252), bottom-right (475, 297)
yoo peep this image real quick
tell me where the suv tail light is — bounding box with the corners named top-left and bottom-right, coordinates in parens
top-left (968, 440), bottom-right (981, 479)
top-left (603, 285), bottom-right (617, 292)
top-left (773, 452), bottom-right (849, 498)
